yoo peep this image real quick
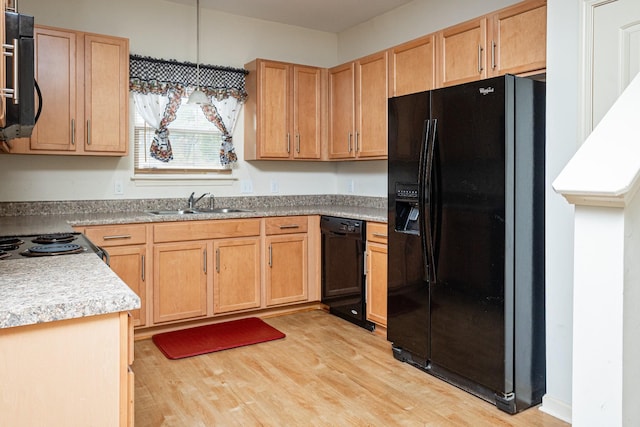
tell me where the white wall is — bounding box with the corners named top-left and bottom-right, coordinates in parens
top-left (539, 0), bottom-right (578, 421)
top-left (0, 0), bottom-right (344, 202)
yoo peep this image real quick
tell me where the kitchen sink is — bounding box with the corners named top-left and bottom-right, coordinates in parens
top-left (146, 209), bottom-right (198, 215)
top-left (194, 208), bottom-right (253, 213)
top-left (146, 208), bottom-right (253, 216)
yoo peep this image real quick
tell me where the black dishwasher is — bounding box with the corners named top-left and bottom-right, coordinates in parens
top-left (321, 216), bottom-right (374, 331)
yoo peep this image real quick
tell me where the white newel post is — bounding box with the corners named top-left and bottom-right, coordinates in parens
top-left (553, 73), bottom-right (640, 426)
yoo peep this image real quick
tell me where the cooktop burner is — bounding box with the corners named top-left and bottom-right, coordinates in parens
top-left (0, 237), bottom-right (24, 251)
top-left (0, 233), bottom-right (104, 260)
top-left (21, 243), bottom-right (85, 257)
top-left (32, 233), bottom-right (77, 244)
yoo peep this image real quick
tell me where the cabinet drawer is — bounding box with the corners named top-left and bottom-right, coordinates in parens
top-left (84, 224), bottom-right (147, 246)
top-left (265, 216), bottom-right (309, 235)
top-left (367, 222), bottom-right (388, 244)
top-left (154, 219), bottom-right (261, 243)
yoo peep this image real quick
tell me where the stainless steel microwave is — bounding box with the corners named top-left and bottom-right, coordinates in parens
top-left (1, 10), bottom-right (37, 141)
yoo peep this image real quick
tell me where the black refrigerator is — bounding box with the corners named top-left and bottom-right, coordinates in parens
top-left (387, 75), bottom-right (545, 414)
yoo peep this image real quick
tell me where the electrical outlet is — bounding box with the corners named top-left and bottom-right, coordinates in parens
top-left (240, 180), bottom-right (254, 194)
top-left (348, 179), bottom-right (355, 194)
top-left (270, 180), bottom-right (279, 193)
top-left (114, 180), bottom-right (124, 195)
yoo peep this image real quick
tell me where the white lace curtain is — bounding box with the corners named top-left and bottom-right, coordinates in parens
top-left (129, 55), bottom-right (248, 166)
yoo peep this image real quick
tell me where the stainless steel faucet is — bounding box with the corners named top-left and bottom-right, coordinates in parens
top-left (188, 192), bottom-right (209, 209)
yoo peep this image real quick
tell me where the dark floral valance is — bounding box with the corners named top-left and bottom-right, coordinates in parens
top-left (129, 54), bottom-right (247, 166)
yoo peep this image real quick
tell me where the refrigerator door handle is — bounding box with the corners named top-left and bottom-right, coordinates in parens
top-left (418, 119), bottom-right (431, 282)
top-left (424, 118), bottom-right (438, 284)
top-left (417, 119), bottom-right (431, 194)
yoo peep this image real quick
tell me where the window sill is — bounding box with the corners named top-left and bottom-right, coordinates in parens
top-left (132, 173), bottom-right (236, 187)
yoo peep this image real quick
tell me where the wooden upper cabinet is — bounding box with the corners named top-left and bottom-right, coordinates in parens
top-left (29, 27), bottom-right (78, 152)
top-left (292, 65), bottom-right (323, 159)
top-left (83, 33), bottom-right (129, 153)
top-left (437, 0), bottom-right (547, 87)
top-left (8, 25), bottom-right (129, 156)
top-left (256, 60), bottom-right (289, 158)
top-left (437, 17), bottom-right (488, 87)
top-left (356, 51), bottom-right (388, 159)
top-left (488, 0), bottom-right (547, 77)
top-left (328, 62), bottom-right (355, 159)
top-left (329, 51), bottom-right (388, 160)
top-left (244, 59), bottom-right (324, 160)
top-left (389, 33), bottom-right (436, 97)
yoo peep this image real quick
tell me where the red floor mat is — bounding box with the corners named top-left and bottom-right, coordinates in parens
top-left (152, 317), bottom-right (286, 360)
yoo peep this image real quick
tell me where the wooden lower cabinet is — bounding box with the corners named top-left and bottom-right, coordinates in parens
top-left (153, 241), bottom-right (208, 323)
top-left (0, 311), bottom-right (132, 426)
top-left (83, 224), bottom-right (148, 327)
top-left (366, 222), bottom-right (388, 328)
top-left (266, 234), bottom-right (308, 306)
top-left (79, 216), bottom-right (320, 333)
top-left (213, 237), bottom-right (261, 314)
top-left (105, 245), bottom-right (147, 326)
top-left (264, 216), bottom-right (309, 306)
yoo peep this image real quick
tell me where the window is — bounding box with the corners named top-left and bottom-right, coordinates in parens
top-left (134, 97), bottom-right (227, 173)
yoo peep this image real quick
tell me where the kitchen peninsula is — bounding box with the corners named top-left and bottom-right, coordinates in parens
top-left (0, 233), bottom-right (140, 426)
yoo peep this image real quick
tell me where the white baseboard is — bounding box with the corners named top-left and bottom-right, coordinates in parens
top-left (540, 394), bottom-right (572, 424)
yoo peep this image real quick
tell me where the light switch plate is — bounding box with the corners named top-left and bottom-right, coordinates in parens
top-left (240, 180), bottom-right (254, 194)
top-left (114, 180), bottom-right (124, 195)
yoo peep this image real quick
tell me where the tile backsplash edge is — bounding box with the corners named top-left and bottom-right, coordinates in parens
top-left (0, 195), bottom-right (387, 216)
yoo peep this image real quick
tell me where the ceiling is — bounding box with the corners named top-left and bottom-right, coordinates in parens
top-left (167, 0), bottom-right (414, 33)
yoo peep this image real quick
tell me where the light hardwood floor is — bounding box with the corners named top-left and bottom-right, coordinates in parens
top-left (134, 310), bottom-right (568, 427)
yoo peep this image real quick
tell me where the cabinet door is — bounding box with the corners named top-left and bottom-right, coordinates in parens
top-left (356, 51), bottom-right (388, 158)
top-left (84, 33), bottom-right (128, 154)
top-left (366, 241), bottom-right (388, 328)
top-left (30, 27), bottom-right (78, 151)
top-left (328, 62), bottom-right (355, 159)
top-left (489, 0), bottom-right (546, 77)
top-left (292, 65), bottom-right (322, 159)
top-left (107, 245), bottom-right (147, 327)
top-left (153, 242), bottom-right (208, 323)
top-left (213, 237), bottom-right (261, 314)
top-left (438, 17), bottom-right (488, 87)
top-left (266, 234), bottom-right (308, 306)
top-left (389, 34), bottom-right (436, 97)
top-left (257, 60), bottom-right (290, 158)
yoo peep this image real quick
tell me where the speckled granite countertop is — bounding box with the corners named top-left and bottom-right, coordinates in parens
top-left (0, 195), bottom-right (386, 329)
top-left (0, 195), bottom-right (388, 235)
top-left (0, 254), bottom-right (140, 329)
